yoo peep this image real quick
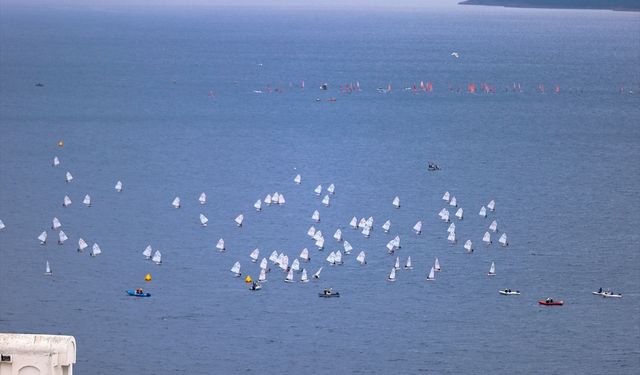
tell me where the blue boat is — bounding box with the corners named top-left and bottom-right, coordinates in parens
top-left (126, 289), bottom-right (151, 297)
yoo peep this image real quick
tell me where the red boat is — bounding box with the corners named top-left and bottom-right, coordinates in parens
top-left (538, 299), bottom-right (564, 306)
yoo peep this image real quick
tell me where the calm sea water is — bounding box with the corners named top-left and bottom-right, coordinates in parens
top-left (1, 5), bottom-right (639, 374)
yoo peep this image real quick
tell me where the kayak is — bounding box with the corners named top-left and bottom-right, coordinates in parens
top-left (318, 291), bottom-right (340, 298)
top-left (538, 300), bottom-right (563, 306)
top-left (499, 290), bottom-right (521, 295)
top-left (126, 290), bottom-right (151, 297)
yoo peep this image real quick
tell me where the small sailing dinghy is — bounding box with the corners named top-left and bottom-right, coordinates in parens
top-left (318, 288), bottom-right (339, 297)
top-left (254, 199), bottom-right (262, 211)
top-left (489, 220), bottom-right (498, 232)
top-left (394, 257), bottom-right (401, 270)
top-left (392, 196), bottom-right (400, 209)
top-left (313, 267), bottom-right (323, 279)
top-left (199, 192), bottom-right (207, 205)
top-left (455, 208), bottom-right (463, 220)
top-left (386, 240), bottom-right (395, 254)
top-left (322, 195), bottom-right (330, 207)
top-left (479, 206), bottom-right (487, 218)
top-left (142, 245), bottom-right (152, 259)
top-left (442, 191), bottom-right (450, 202)
top-left (350, 217), bottom-right (358, 229)
top-left (361, 225), bottom-right (371, 238)
top-left (488, 262), bottom-right (496, 276)
top-left (172, 197), bottom-right (181, 209)
top-left (538, 298), bottom-right (563, 306)
top-left (272, 192), bottom-right (280, 204)
top-left (499, 289), bottom-right (520, 295)
top-left (333, 229), bottom-right (342, 242)
top-left (326, 251), bottom-right (337, 265)
top-left (382, 220), bottom-right (391, 233)
top-left (91, 243), bottom-right (102, 257)
top-left (126, 289), bottom-right (151, 297)
top-left (52, 217), bottom-right (61, 230)
top-left (433, 258), bottom-right (441, 272)
top-left (312, 210), bottom-right (320, 223)
top-left (259, 269), bottom-right (267, 282)
top-left (427, 267), bottom-right (435, 281)
top-left (447, 222), bottom-right (456, 233)
top-left (441, 209), bottom-right (450, 222)
top-left (277, 194), bottom-right (285, 205)
top-left (294, 174), bottom-right (301, 184)
top-left (260, 258), bottom-right (268, 270)
top-left (200, 214), bottom-right (208, 226)
top-left (264, 194), bottom-right (272, 205)
top-left (216, 238), bottom-right (225, 252)
top-left (315, 236), bottom-right (325, 250)
top-left (83, 194), bottom-right (91, 207)
top-left (115, 180), bottom-right (123, 192)
top-left (300, 269), bottom-right (309, 283)
top-left (53, 156), bottom-right (60, 166)
top-left (314, 185), bottom-right (322, 195)
top-left (307, 226), bottom-right (316, 237)
top-left (284, 269), bottom-right (294, 283)
top-left (334, 251), bottom-right (343, 265)
top-left (327, 183), bottom-right (335, 195)
top-left (44, 261), bottom-right (52, 276)
top-left (447, 231), bottom-right (456, 244)
top-left (58, 230), bottom-right (68, 245)
top-left (413, 221), bottom-right (422, 235)
top-left (38, 231), bottom-right (48, 245)
top-left (487, 200), bottom-right (496, 212)
top-left (250, 248), bottom-right (260, 263)
top-left (343, 241), bottom-right (352, 255)
top-left (269, 250), bottom-right (279, 264)
top-left (300, 248), bottom-right (310, 262)
top-left (0, 220), bottom-right (4, 230)
top-left (291, 258), bottom-right (301, 272)
top-left (498, 233), bottom-right (508, 247)
top-left (279, 255), bottom-right (289, 271)
top-left (404, 256), bottom-right (413, 270)
top-left (483, 232), bottom-right (492, 245)
top-left (230, 261), bottom-right (242, 277)
top-left (152, 251), bottom-right (162, 265)
top-left (356, 251), bottom-right (366, 265)
top-left (449, 196), bottom-right (457, 207)
top-left (464, 240), bottom-right (473, 253)
top-left (65, 171), bottom-right (73, 183)
top-left (235, 214), bottom-right (244, 227)
top-left (387, 268), bottom-right (397, 282)
top-left (78, 238), bottom-right (88, 252)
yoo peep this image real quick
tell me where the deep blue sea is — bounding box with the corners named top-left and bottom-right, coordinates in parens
top-left (1, 4), bottom-right (639, 374)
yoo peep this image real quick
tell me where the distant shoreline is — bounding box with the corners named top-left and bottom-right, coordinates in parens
top-left (458, 0), bottom-right (640, 12)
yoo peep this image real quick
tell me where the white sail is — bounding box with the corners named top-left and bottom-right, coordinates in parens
top-left (394, 257), bottom-right (400, 270)
top-left (199, 214), bottom-right (208, 226)
top-left (434, 258), bottom-right (441, 271)
top-left (199, 192), bottom-right (207, 205)
top-left (142, 245), bottom-right (152, 259)
top-left (313, 267), bottom-right (323, 279)
top-left (275, 252), bottom-right (284, 265)
top-left (489, 220), bottom-right (498, 232)
top-left (427, 267), bottom-right (435, 280)
top-left (91, 243), bottom-right (101, 256)
top-left (58, 230), bottom-right (68, 244)
top-left (277, 194), bottom-right (285, 205)
top-left (382, 220), bottom-right (391, 233)
top-left (314, 185), bottom-right (322, 195)
top-left (313, 230), bottom-right (323, 241)
top-left (300, 248), bottom-right (310, 262)
top-left (488, 261), bottom-right (496, 276)
top-left (172, 197), bottom-right (181, 209)
top-left (487, 200), bottom-right (496, 211)
top-left (0, 220), bottom-right (4, 230)
top-left (53, 156), bottom-right (60, 166)
top-left (315, 236), bottom-right (324, 249)
top-left (235, 214), bottom-right (244, 227)
top-left (294, 174), bottom-right (301, 184)
top-left (152, 251), bottom-right (162, 265)
top-left (333, 229), bottom-right (342, 242)
top-left (447, 231), bottom-right (456, 243)
top-left (483, 231), bottom-right (492, 244)
top-left (499, 233), bottom-right (508, 246)
top-left (254, 199), bottom-right (262, 211)
top-left (259, 268), bottom-right (267, 282)
top-left (479, 206), bottom-right (487, 217)
top-left (361, 225), bottom-right (370, 238)
top-left (83, 194), bottom-right (91, 207)
top-left (327, 183), bottom-right (335, 195)
top-left (447, 222), bottom-right (456, 233)
top-left (291, 258), bottom-right (300, 271)
top-left (464, 240), bottom-right (473, 252)
top-left (312, 210), bottom-right (320, 222)
top-left (366, 217), bottom-right (374, 228)
top-left (279, 255), bottom-right (289, 271)
top-left (438, 208), bottom-right (447, 219)
top-left (405, 256), bottom-right (412, 269)
top-left (350, 216), bottom-right (358, 229)
top-left (230, 261), bottom-right (241, 276)
top-left (285, 269), bottom-right (294, 282)
top-left (442, 191), bottom-right (450, 202)
top-left (264, 194), bottom-right (272, 205)
top-left (386, 240), bottom-right (395, 254)
top-left (216, 238), bottom-right (225, 251)
top-left (322, 195), bottom-right (330, 206)
top-left (250, 248), bottom-right (260, 262)
top-left (114, 180), bottom-right (123, 192)
top-left (358, 218), bottom-right (366, 228)
top-left (52, 217), bottom-right (61, 230)
top-left (78, 238), bottom-right (88, 252)
top-left (272, 192), bottom-right (280, 203)
top-left (335, 250), bottom-right (343, 264)
top-left (356, 251), bottom-right (366, 265)
top-left (269, 250), bottom-right (279, 263)
top-left (343, 241), bottom-right (353, 254)
top-left (326, 251), bottom-right (337, 265)
top-left (307, 226), bottom-right (316, 237)
top-left (300, 269), bottom-right (309, 283)
top-left (388, 267), bottom-right (396, 281)
top-left (413, 221), bottom-right (422, 234)
top-left (392, 196), bottom-right (400, 208)
top-left (45, 261), bottom-right (52, 276)
top-left (65, 171), bottom-right (73, 183)
top-left (393, 236), bottom-right (401, 249)
top-left (38, 231), bottom-right (47, 244)
top-left (455, 208), bottom-right (463, 220)
top-left (449, 196), bottom-right (457, 207)
top-left (260, 258), bottom-right (268, 270)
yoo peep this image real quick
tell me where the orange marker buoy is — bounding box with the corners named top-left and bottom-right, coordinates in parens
top-left (145, 273), bottom-right (152, 282)
top-left (244, 275), bottom-right (252, 283)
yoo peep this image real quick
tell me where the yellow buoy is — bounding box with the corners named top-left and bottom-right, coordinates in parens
top-left (145, 273), bottom-right (152, 282)
top-left (245, 275), bottom-right (252, 283)
top-left (57, 140), bottom-right (64, 147)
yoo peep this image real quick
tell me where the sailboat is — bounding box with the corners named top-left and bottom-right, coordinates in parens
top-left (216, 238), bottom-right (225, 252)
top-left (427, 267), bottom-right (435, 281)
top-left (404, 256), bottom-right (413, 270)
top-left (260, 258), bottom-right (268, 270)
top-left (291, 258), bottom-right (300, 272)
top-left (313, 230), bottom-right (323, 241)
top-left (333, 229), bottom-right (342, 242)
top-left (479, 206), bottom-right (487, 218)
top-left (326, 251), bottom-right (337, 265)
top-left (313, 267), bottom-right (323, 279)
top-left (413, 221), bottom-right (422, 235)
top-left (393, 236), bottom-right (401, 249)
top-left (322, 195), bottom-right (330, 207)
top-left (312, 210), bottom-right (320, 222)
top-left (488, 262), bottom-right (496, 276)
top-left (464, 240), bottom-right (473, 253)
top-left (83, 194), bottom-right (91, 207)
top-left (455, 208), bottom-right (463, 220)
top-left (199, 192), bottom-right (207, 205)
top-left (45, 261), bottom-right (52, 276)
top-left (254, 199), bottom-right (262, 211)
top-left (343, 241), bottom-right (353, 255)
top-left (487, 200), bottom-right (496, 212)
top-left (358, 218), bottom-right (366, 228)
top-left (115, 180), bottom-right (123, 192)
top-left (386, 240), bottom-right (395, 254)
top-left (250, 248), bottom-right (260, 262)
top-left (335, 250), bottom-right (343, 265)
top-left (392, 196), bottom-right (400, 208)
top-left (361, 225), bottom-right (371, 238)
top-left (314, 185), bottom-right (322, 195)
top-left (382, 220), bottom-right (391, 233)
top-left (394, 257), bottom-right (401, 270)
top-left (307, 226), bottom-right (316, 237)
top-left (294, 174), bottom-right (301, 184)
top-left (58, 230), bottom-right (68, 245)
top-left (279, 255), bottom-right (289, 271)
top-left (53, 156), bottom-right (60, 166)
top-left (366, 217), bottom-right (374, 228)
top-left (356, 251), bottom-right (366, 265)
top-left (0, 220), bottom-right (4, 230)
top-left (350, 217), bottom-right (358, 229)
top-left (152, 251), bottom-right (162, 265)
top-left (284, 269), bottom-right (294, 283)
top-left (387, 268), bottom-right (396, 282)
top-left (434, 258), bottom-right (441, 272)
top-left (235, 214), bottom-right (244, 227)
top-left (300, 248), bottom-right (310, 262)
top-left (91, 243), bottom-right (102, 257)
top-left (78, 238), bottom-right (88, 252)
top-left (259, 268), bottom-right (267, 282)
top-left (327, 183), bottom-right (335, 195)
top-left (442, 191), bottom-right (450, 202)
top-left (272, 192), bottom-right (280, 204)
top-left (269, 250), bottom-right (279, 264)
top-left (449, 196), bottom-right (457, 207)
top-left (62, 195), bottom-right (72, 207)
top-left (172, 197), bottom-right (181, 209)
top-left (489, 220), bottom-right (498, 232)
top-left (483, 232), bottom-right (492, 245)
top-left (230, 261), bottom-right (241, 277)
top-left (65, 171), bottom-right (73, 183)
top-left (38, 231), bottom-right (47, 245)
top-left (143, 245), bottom-right (152, 259)
top-left (441, 210), bottom-right (450, 222)
top-left (315, 236), bottom-right (325, 250)
top-left (199, 214), bottom-right (208, 226)
top-left (277, 194), bottom-right (285, 205)
top-left (264, 194), bottom-right (272, 205)
top-left (300, 269), bottom-right (309, 283)
top-left (499, 233), bottom-right (508, 247)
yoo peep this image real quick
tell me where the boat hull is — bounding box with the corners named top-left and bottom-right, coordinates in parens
top-left (499, 291), bottom-right (520, 295)
top-left (126, 290), bottom-right (151, 297)
top-left (318, 293), bottom-right (340, 298)
top-left (538, 300), bottom-right (563, 306)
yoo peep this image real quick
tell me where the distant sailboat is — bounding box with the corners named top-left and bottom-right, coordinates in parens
top-left (200, 214), bottom-right (208, 226)
top-left (487, 200), bottom-right (496, 212)
top-left (143, 245), bottom-right (152, 259)
top-left (230, 261), bottom-right (241, 277)
top-left (387, 268), bottom-right (396, 282)
top-left (449, 196), bottom-right (457, 207)
top-left (483, 231), bottom-right (492, 245)
top-left (479, 206), bottom-right (487, 218)
top-left (333, 229), bottom-right (342, 242)
top-left (172, 197), bottom-right (181, 209)
top-left (63, 195), bottom-right (72, 207)
top-left (404, 256), bottom-right (413, 270)
top-left (427, 267), bottom-right (435, 281)
top-left (441, 209), bottom-right (450, 222)
top-left (489, 220), bottom-right (498, 232)
top-left (294, 174), bottom-right (301, 185)
top-left (464, 240), bottom-right (473, 253)
top-left (488, 261), bottom-right (496, 276)
top-left (413, 221), bottom-right (422, 235)
top-left (269, 250), bottom-right (279, 263)
top-left (366, 217), bottom-right (374, 228)
top-left (442, 191), bottom-right (450, 202)
top-left (83, 194), bottom-right (91, 207)
top-left (327, 183), bottom-right (335, 195)
top-left (498, 233), bottom-right (508, 247)
top-left (300, 269), bottom-right (309, 283)
top-left (350, 216), bottom-right (358, 229)
top-left (300, 248), bottom-right (310, 262)
top-left (284, 269), bottom-right (294, 283)
top-left (260, 258), bottom-right (268, 270)
top-left (58, 230), bottom-right (68, 245)
top-left (115, 181), bottom-right (123, 192)
top-left (0, 220), bottom-right (4, 230)
top-left (312, 210), bottom-right (320, 223)
top-left (434, 258), bottom-right (441, 272)
top-left (313, 230), bottom-right (323, 241)
top-left (455, 208), bottom-right (463, 220)
top-left (91, 243), bottom-right (102, 257)
top-left (65, 171), bottom-right (73, 183)
top-left (361, 225), bottom-right (370, 238)
top-left (38, 231), bottom-right (47, 245)
top-left (392, 196), bottom-right (400, 208)
top-left (307, 226), bottom-right (316, 237)
top-left (322, 195), bottom-right (330, 207)
top-left (279, 255), bottom-right (289, 271)
top-left (315, 236), bottom-right (324, 250)
top-left (326, 251), bottom-right (337, 265)
top-left (45, 261), bottom-right (52, 276)
top-left (264, 194), bottom-right (272, 205)
top-left (235, 214), bottom-right (244, 227)
top-left (386, 240), bottom-right (395, 254)
top-left (254, 199), bottom-right (262, 211)
top-left (199, 192), bottom-right (207, 205)
top-left (52, 217), bottom-right (61, 230)
top-left (277, 194), bottom-right (285, 205)
top-left (343, 240), bottom-right (353, 255)
top-left (78, 238), bottom-right (88, 252)
top-left (216, 238), bottom-right (225, 252)
top-left (393, 235), bottom-right (401, 249)
top-left (272, 192), bottom-right (280, 204)
top-left (152, 251), bottom-right (162, 265)
top-left (335, 250), bottom-right (343, 265)
top-left (358, 218), bottom-right (366, 228)
top-left (250, 248), bottom-right (260, 262)
top-left (447, 222), bottom-right (456, 233)
top-left (259, 268), bottom-right (267, 282)
top-left (53, 156), bottom-right (60, 166)
top-left (394, 257), bottom-right (401, 270)
top-left (313, 267), bottom-right (323, 279)
top-left (356, 251), bottom-right (366, 265)
top-left (291, 258), bottom-right (301, 272)
top-left (314, 185), bottom-right (322, 195)
top-left (382, 220), bottom-right (391, 233)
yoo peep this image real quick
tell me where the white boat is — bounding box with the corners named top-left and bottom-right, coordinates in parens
top-left (334, 250), bottom-right (343, 265)
top-left (333, 229), bottom-right (342, 242)
top-left (382, 220), bottom-right (391, 233)
top-left (172, 197), bottom-right (181, 209)
top-left (449, 196), bottom-right (457, 207)
top-left (260, 258), bottom-right (268, 270)
top-left (199, 192), bottom-right (207, 205)
top-left (315, 236), bottom-right (324, 250)
top-left (464, 240), bottom-right (473, 253)
top-left (52, 217), bottom-right (61, 230)
top-left (284, 269), bottom-right (294, 283)
top-left (142, 245), bottom-right (152, 259)
top-left (53, 156), bottom-right (60, 166)
top-left (314, 185), bottom-right (322, 195)
top-left (447, 231), bottom-right (456, 244)
top-left (322, 195), bottom-right (330, 207)
top-left (447, 222), bottom-right (456, 233)
top-left (366, 217), bottom-right (374, 228)
top-left (404, 256), bottom-right (413, 270)
top-left (279, 255), bottom-right (289, 271)
top-left (393, 236), bottom-right (401, 249)
top-left (499, 290), bottom-right (520, 295)
top-left (0, 220), bottom-right (4, 230)
top-left (312, 210), bottom-right (320, 222)
top-left (602, 292), bottom-right (623, 298)
top-left (114, 180), bottom-right (123, 192)
top-left (350, 216), bottom-right (358, 229)
top-left (326, 251), bottom-right (337, 265)
top-left (300, 269), bottom-right (309, 283)
top-left (294, 174), bottom-right (301, 184)
top-left (83, 194), bottom-right (91, 207)
top-left (413, 221), bottom-right (422, 235)
top-left (38, 231), bottom-right (48, 245)
top-left (300, 248), bottom-right (310, 262)
top-left (387, 268), bottom-right (396, 282)
top-left (488, 261), bottom-right (496, 276)
top-left (307, 226), bottom-right (316, 237)
top-left (235, 214), bottom-right (244, 227)
top-left (45, 261), bottom-right (53, 276)
top-left (264, 194), bottom-right (272, 205)
top-left (65, 171), bottom-right (73, 183)
top-left (358, 218), bottom-right (366, 228)
top-left (216, 238), bottom-right (225, 252)
top-left (356, 251), bottom-right (366, 265)
top-left (259, 268), bottom-right (267, 282)
top-left (427, 267), bottom-right (435, 281)
top-left (313, 230), bottom-right (323, 241)
top-left (434, 258), bottom-right (441, 272)
top-left (441, 209), bottom-right (450, 222)
top-left (327, 183), bottom-right (335, 195)
top-left (394, 256), bottom-right (401, 270)
top-left (254, 199), bottom-right (262, 211)
top-left (91, 243), bottom-right (102, 257)
top-left (343, 241), bottom-right (352, 254)
top-left (392, 196), bottom-right (400, 208)
top-left (291, 258), bottom-right (301, 271)
top-left (483, 231), bottom-right (492, 245)
top-left (152, 251), bottom-right (162, 265)
top-left (200, 214), bottom-right (208, 226)
top-left (487, 200), bottom-right (496, 212)
top-left (250, 248), bottom-right (260, 262)
top-left (455, 208), bottom-right (463, 220)
top-left (58, 230), bottom-right (68, 245)
top-left (442, 191), bottom-right (450, 202)
top-left (269, 250), bottom-right (279, 263)
top-left (361, 225), bottom-right (370, 238)
top-left (272, 192), bottom-right (280, 204)
top-left (277, 194), bottom-right (285, 205)
top-left (479, 206), bottom-right (487, 218)
top-left (78, 238), bottom-right (88, 252)
top-left (386, 240), bottom-right (395, 254)
top-left (498, 233), bottom-right (508, 247)
top-left (313, 267), bottom-right (323, 279)
top-left (230, 261), bottom-right (241, 276)
top-left (489, 220), bottom-right (498, 232)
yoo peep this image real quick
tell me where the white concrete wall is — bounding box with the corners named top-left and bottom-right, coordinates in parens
top-left (0, 334), bottom-right (76, 375)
